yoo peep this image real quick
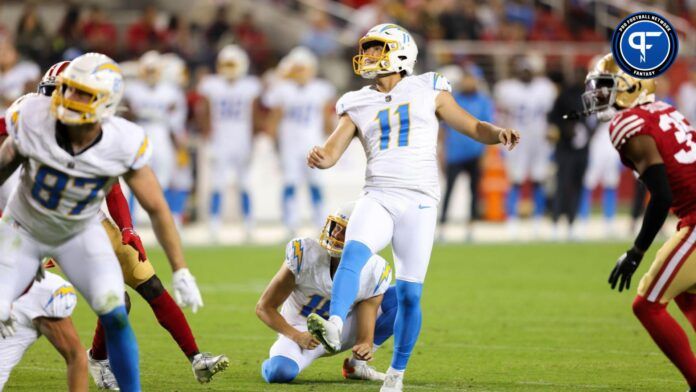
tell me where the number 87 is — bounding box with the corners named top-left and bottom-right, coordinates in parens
top-left (31, 165), bottom-right (108, 215)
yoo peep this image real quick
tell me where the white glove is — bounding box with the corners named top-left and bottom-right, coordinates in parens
top-left (0, 316), bottom-right (16, 339)
top-left (172, 268), bottom-right (203, 313)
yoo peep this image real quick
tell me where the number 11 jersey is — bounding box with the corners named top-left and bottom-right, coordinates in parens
top-left (336, 72), bottom-right (451, 201)
top-left (5, 94), bottom-right (152, 244)
top-left (609, 101), bottom-right (696, 228)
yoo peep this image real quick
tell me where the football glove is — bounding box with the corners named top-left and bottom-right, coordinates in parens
top-left (608, 248), bottom-right (644, 292)
top-left (172, 268), bottom-right (204, 313)
top-left (121, 228), bottom-right (147, 262)
top-left (0, 315), bottom-right (16, 338)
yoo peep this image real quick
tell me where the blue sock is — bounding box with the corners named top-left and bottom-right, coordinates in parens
top-left (210, 191), bottom-right (222, 218)
top-left (128, 193), bottom-right (137, 222)
top-left (261, 356), bottom-right (299, 383)
top-left (374, 286), bottom-right (397, 346)
top-left (329, 240), bottom-right (372, 320)
top-left (392, 280), bottom-right (423, 371)
top-left (603, 188), bottom-right (617, 220)
top-left (578, 187), bottom-right (591, 219)
top-left (506, 184), bottom-right (520, 217)
top-left (164, 188), bottom-right (176, 211)
top-left (282, 185), bottom-right (296, 225)
top-left (309, 184), bottom-right (322, 207)
top-left (100, 306), bottom-right (140, 391)
top-left (241, 191), bottom-right (251, 220)
top-left (533, 183), bottom-right (545, 217)
top-left (170, 190), bottom-right (188, 216)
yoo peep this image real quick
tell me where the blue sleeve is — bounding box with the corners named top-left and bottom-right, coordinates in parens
top-left (481, 95), bottom-right (494, 123)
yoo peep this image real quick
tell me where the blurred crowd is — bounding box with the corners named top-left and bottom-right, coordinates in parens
top-left (2, 1), bottom-right (695, 242)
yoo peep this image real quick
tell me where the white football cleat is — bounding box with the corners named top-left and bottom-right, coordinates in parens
top-left (342, 358), bottom-right (386, 381)
top-left (191, 352), bottom-right (230, 383)
top-left (87, 349), bottom-right (119, 390)
top-left (307, 313), bottom-right (341, 353)
top-left (380, 368), bottom-right (404, 392)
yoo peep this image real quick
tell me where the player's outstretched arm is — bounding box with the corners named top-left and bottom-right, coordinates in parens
top-left (307, 114), bottom-right (357, 170)
top-left (435, 91), bottom-right (520, 150)
top-left (124, 166), bottom-right (204, 312)
top-left (608, 135), bottom-right (671, 292)
top-left (256, 264), bottom-right (320, 350)
top-left (35, 317), bottom-right (88, 392)
top-left (352, 294), bottom-right (383, 361)
top-left (0, 136), bottom-right (24, 185)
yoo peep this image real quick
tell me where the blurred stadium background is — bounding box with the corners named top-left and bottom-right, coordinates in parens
top-left (0, 0), bottom-right (693, 244)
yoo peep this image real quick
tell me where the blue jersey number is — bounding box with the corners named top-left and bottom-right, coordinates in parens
top-left (218, 98), bottom-right (242, 120)
top-left (375, 103), bottom-right (410, 150)
top-left (31, 165), bottom-right (108, 215)
top-left (300, 295), bottom-right (331, 319)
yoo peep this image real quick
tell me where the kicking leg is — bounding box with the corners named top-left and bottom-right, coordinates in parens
top-left (308, 194), bottom-right (394, 352)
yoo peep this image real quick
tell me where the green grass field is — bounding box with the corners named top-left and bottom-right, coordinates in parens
top-left (4, 242), bottom-right (689, 391)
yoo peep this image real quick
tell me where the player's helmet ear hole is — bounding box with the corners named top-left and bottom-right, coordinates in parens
top-left (398, 56), bottom-right (407, 60)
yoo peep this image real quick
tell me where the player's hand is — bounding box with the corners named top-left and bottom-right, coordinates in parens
top-left (0, 315), bottom-right (16, 338)
top-left (609, 248), bottom-right (644, 292)
top-left (293, 331), bottom-right (320, 350)
top-left (498, 128), bottom-right (520, 151)
top-left (121, 227), bottom-right (147, 262)
top-left (307, 146), bottom-right (331, 169)
top-left (352, 343), bottom-right (374, 361)
top-left (172, 268), bottom-right (204, 313)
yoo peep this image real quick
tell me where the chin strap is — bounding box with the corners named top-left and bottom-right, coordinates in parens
top-left (630, 92), bottom-right (656, 108)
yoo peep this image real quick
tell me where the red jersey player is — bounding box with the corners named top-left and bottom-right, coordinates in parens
top-left (13, 62), bottom-right (229, 389)
top-left (583, 53), bottom-right (696, 390)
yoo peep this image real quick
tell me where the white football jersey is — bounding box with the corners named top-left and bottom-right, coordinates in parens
top-left (263, 79), bottom-right (335, 156)
top-left (0, 61), bottom-right (40, 113)
top-left (12, 271), bottom-right (77, 328)
top-left (493, 76), bottom-right (557, 137)
top-left (5, 94), bottom-right (152, 244)
top-left (677, 82), bottom-right (696, 125)
top-left (280, 237), bottom-right (392, 327)
top-left (198, 75), bottom-right (261, 154)
top-left (124, 80), bottom-right (187, 140)
top-left (337, 72), bottom-right (451, 200)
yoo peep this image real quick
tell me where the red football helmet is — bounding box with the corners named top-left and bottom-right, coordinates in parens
top-left (38, 60), bottom-right (71, 96)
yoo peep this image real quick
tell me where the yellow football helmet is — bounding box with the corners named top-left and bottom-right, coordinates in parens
top-left (319, 202), bottom-right (354, 258)
top-left (582, 53), bottom-right (656, 121)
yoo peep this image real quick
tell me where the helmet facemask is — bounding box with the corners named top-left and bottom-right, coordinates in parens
top-left (319, 214), bottom-right (348, 258)
top-left (582, 74), bottom-right (621, 122)
top-left (218, 60), bottom-right (242, 81)
top-left (353, 38), bottom-right (397, 79)
top-left (51, 76), bottom-right (111, 125)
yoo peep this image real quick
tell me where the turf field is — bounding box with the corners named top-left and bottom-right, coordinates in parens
top-left (5, 242), bottom-right (689, 391)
